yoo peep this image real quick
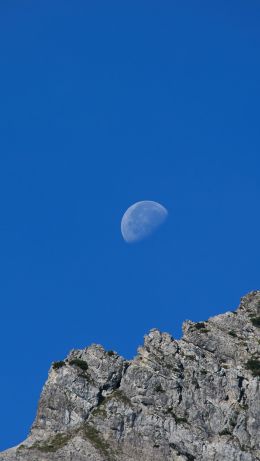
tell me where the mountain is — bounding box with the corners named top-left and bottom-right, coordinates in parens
top-left (1, 291), bottom-right (259, 461)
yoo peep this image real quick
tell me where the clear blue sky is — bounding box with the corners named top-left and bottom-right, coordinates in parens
top-left (0, 1), bottom-right (259, 451)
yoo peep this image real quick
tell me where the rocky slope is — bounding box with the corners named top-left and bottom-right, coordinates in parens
top-left (1, 291), bottom-right (260, 461)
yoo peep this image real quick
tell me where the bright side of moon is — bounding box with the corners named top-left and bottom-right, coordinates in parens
top-left (121, 201), bottom-right (168, 243)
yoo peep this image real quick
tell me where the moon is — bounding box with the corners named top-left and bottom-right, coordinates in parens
top-left (121, 201), bottom-right (168, 243)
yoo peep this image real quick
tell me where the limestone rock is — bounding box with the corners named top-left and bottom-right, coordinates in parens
top-left (1, 291), bottom-right (260, 461)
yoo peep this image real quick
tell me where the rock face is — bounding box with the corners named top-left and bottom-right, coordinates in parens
top-left (1, 291), bottom-right (260, 461)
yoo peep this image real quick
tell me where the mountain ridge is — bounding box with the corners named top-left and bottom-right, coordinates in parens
top-left (1, 291), bottom-right (260, 461)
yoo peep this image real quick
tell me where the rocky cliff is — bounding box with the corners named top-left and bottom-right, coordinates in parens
top-left (1, 291), bottom-right (260, 461)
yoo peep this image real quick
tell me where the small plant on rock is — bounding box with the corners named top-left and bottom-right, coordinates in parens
top-left (193, 322), bottom-right (209, 333)
top-left (52, 361), bottom-right (65, 370)
top-left (69, 358), bottom-right (88, 371)
top-left (246, 358), bottom-right (260, 377)
top-left (194, 322), bottom-right (206, 329)
top-left (107, 350), bottom-right (115, 357)
top-left (228, 330), bottom-right (237, 338)
top-left (250, 317), bottom-right (260, 327)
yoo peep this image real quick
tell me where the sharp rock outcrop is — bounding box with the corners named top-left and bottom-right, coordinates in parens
top-left (1, 291), bottom-right (260, 460)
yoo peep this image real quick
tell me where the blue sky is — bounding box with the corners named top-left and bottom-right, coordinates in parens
top-left (0, 1), bottom-right (259, 451)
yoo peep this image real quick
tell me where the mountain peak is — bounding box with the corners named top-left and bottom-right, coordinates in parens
top-left (1, 291), bottom-right (259, 461)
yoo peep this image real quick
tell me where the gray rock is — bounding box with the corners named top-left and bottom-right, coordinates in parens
top-left (1, 291), bottom-right (260, 460)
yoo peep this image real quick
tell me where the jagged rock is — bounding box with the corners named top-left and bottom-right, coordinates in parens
top-left (1, 291), bottom-right (260, 461)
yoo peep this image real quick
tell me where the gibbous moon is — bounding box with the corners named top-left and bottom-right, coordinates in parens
top-left (121, 201), bottom-right (168, 243)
